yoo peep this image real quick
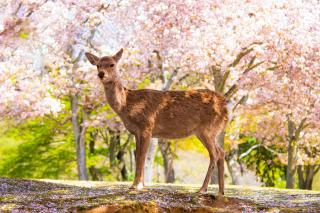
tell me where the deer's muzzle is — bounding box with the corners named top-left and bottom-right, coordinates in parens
top-left (98, 72), bottom-right (104, 79)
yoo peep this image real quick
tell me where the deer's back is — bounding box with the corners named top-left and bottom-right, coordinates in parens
top-left (121, 89), bottom-right (228, 139)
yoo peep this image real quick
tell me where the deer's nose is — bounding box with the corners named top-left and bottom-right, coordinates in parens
top-left (98, 72), bottom-right (104, 79)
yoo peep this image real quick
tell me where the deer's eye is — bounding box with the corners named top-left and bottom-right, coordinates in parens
top-left (110, 64), bottom-right (114, 68)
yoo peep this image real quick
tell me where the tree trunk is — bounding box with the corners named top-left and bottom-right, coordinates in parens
top-left (71, 94), bottom-right (88, 180)
top-left (225, 149), bottom-right (243, 185)
top-left (117, 149), bottom-right (128, 180)
top-left (129, 148), bottom-right (133, 173)
top-left (159, 139), bottom-right (175, 183)
top-left (286, 138), bottom-right (298, 188)
top-left (89, 132), bottom-right (97, 154)
top-left (298, 165), bottom-right (316, 190)
top-left (298, 165), bottom-right (305, 189)
top-left (89, 166), bottom-right (103, 181)
top-left (286, 117), bottom-right (307, 189)
top-left (87, 132), bottom-right (103, 181)
top-left (144, 138), bottom-right (158, 183)
top-left (109, 130), bottom-right (120, 168)
top-left (306, 168), bottom-right (314, 190)
top-left (285, 117), bottom-right (303, 189)
top-left (107, 130), bottom-right (129, 181)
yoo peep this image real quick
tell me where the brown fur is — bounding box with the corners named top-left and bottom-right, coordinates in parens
top-left (85, 49), bottom-right (228, 196)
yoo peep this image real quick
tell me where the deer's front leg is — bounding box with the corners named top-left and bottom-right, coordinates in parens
top-left (130, 133), bottom-right (151, 190)
top-left (130, 135), bottom-right (141, 189)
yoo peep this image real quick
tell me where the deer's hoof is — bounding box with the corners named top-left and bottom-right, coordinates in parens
top-left (129, 185), bottom-right (136, 190)
top-left (197, 188), bottom-right (207, 194)
top-left (129, 182), bottom-right (144, 191)
top-left (137, 182), bottom-right (144, 190)
top-left (216, 192), bottom-right (226, 201)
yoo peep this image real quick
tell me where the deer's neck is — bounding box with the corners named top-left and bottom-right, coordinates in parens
top-left (103, 79), bottom-right (127, 113)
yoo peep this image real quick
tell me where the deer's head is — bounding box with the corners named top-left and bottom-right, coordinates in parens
top-left (85, 48), bottom-right (123, 83)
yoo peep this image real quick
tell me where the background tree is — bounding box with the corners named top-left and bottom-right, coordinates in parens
top-left (1, 0), bottom-right (113, 180)
top-left (239, 12), bottom-right (320, 188)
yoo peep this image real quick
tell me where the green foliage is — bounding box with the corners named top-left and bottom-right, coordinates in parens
top-left (137, 77), bottom-right (151, 89)
top-left (313, 173), bottom-right (320, 190)
top-left (19, 32), bottom-right (29, 39)
top-left (175, 136), bottom-right (207, 155)
top-left (238, 137), bottom-right (286, 187)
top-left (154, 149), bottom-right (164, 166)
top-left (0, 118), bottom-right (76, 179)
top-left (0, 112), bottom-right (135, 181)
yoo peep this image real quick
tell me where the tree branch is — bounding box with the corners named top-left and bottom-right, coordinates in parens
top-left (239, 144), bottom-right (261, 159)
top-left (220, 69), bottom-right (230, 92)
top-left (229, 48), bottom-right (254, 67)
top-left (295, 117), bottom-right (308, 140)
top-left (244, 61), bottom-right (264, 74)
top-left (224, 84), bottom-right (238, 99)
top-left (163, 68), bottom-right (179, 91)
top-left (233, 95), bottom-right (249, 110)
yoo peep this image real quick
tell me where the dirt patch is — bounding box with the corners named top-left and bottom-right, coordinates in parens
top-left (81, 197), bottom-right (258, 213)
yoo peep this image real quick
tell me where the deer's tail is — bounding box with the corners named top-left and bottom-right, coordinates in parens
top-left (214, 96), bottom-right (231, 136)
top-left (212, 93), bottom-right (233, 135)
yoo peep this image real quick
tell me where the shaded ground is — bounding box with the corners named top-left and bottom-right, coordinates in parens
top-left (0, 178), bottom-right (320, 212)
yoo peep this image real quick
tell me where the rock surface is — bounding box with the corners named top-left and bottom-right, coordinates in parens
top-left (0, 178), bottom-right (320, 212)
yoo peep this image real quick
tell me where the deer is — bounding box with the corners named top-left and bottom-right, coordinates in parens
top-left (85, 48), bottom-right (230, 197)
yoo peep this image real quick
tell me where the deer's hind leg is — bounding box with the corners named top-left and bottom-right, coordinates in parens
top-left (217, 145), bottom-right (225, 196)
top-left (196, 129), bottom-right (224, 194)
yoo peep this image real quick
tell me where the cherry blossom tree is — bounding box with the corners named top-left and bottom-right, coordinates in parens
top-left (240, 58), bottom-right (319, 189)
top-left (0, 0), bottom-right (112, 180)
top-left (237, 6), bottom-right (320, 187)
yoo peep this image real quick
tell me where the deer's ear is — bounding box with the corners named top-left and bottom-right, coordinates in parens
top-left (85, 52), bottom-right (99, 65)
top-left (113, 48), bottom-right (123, 62)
